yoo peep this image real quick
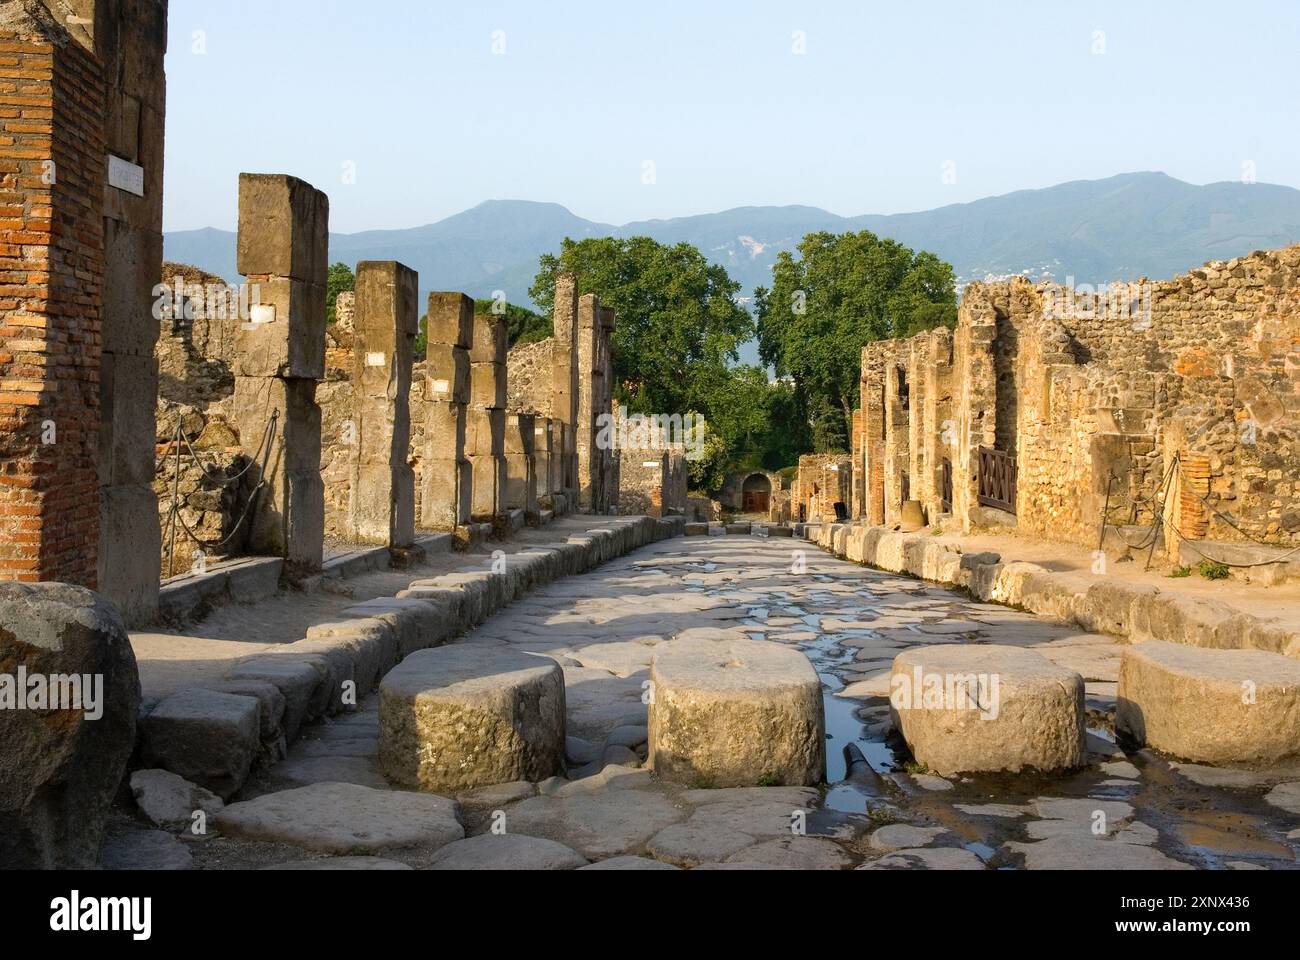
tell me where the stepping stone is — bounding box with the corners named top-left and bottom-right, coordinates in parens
top-left (648, 631), bottom-right (825, 787)
top-left (1006, 836), bottom-right (1193, 871)
top-left (891, 645), bottom-right (1085, 776)
top-left (379, 645), bottom-right (565, 793)
top-left (722, 836), bottom-right (852, 870)
top-left (1116, 642), bottom-right (1300, 765)
top-left (426, 834), bottom-right (587, 870)
top-left (214, 782), bottom-right (463, 856)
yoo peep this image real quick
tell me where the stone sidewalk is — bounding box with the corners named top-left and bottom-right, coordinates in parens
top-left (106, 534), bottom-right (1300, 870)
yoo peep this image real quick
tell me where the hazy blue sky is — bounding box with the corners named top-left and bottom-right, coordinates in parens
top-left (162, 0), bottom-right (1300, 233)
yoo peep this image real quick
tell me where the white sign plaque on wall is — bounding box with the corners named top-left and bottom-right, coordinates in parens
top-left (107, 154), bottom-right (145, 196)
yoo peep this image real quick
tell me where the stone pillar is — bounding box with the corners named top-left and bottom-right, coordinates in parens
top-left (575, 294), bottom-right (602, 512)
top-left (232, 173), bottom-right (328, 576)
top-left (96, 0), bottom-right (167, 625)
top-left (533, 417), bottom-right (553, 507)
top-left (861, 344), bottom-right (888, 526)
top-left (552, 276), bottom-right (579, 506)
top-left (505, 412), bottom-right (537, 519)
top-left (420, 293), bottom-right (472, 530)
top-left (953, 286), bottom-right (999, 531)
top-left (467, 311), bottom-right (507, 521)
top-left (0, 7), bottom-right (106, 589)
top-left (349, 261), bottom-right (417, 549)
top-left (598, 305), bottom-right (617, 513)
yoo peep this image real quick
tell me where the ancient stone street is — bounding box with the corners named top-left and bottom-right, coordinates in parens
top-left (101, 532), bottom-right (1299, 871)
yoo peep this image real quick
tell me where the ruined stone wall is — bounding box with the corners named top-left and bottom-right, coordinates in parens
top-left (794, 454), bottom-right (851, 523)
top-left (858, 245), bottom-right (1300, 552)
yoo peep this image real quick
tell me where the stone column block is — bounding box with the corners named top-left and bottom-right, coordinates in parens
top-left (235, 277), bottom-right (327, 379)
top-left (426, 292), bottom-right (474, 349)
top-left (237, 173), bottom-right (329, 284)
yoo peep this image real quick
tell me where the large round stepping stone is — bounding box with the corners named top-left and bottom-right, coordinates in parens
top-left (379, 645), bottom-right (565, 793)
top-left (890, 644), bottom-right (1085, 776)
top-left (1117, 641), bottom-right (1300, 765)
top-left (648, 632), bottom-right (825, 788)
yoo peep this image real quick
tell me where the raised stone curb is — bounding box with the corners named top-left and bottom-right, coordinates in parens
top-left (803, 523), bottom-right (1300, 660)
top-left (134, 516), bottom-right (685, 802)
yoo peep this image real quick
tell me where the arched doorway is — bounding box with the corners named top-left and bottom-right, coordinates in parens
top-left (742, 473), bottom-right (772, 514)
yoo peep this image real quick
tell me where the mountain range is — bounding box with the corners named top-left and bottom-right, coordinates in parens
top-left (165, 171), bottom-right (1300, 318)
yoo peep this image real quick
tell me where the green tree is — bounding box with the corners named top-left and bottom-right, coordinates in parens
top-left (530, 237), bottom-right (754, 416)
top-left (755, 231), bottom-right (957, 445)
top-left (326, 262), bottom-right (355, 325)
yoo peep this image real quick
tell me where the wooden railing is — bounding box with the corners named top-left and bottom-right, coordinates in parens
top-left (977, 447), bottom-right (1017, 514)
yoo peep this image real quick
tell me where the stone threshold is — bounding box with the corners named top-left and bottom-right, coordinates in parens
top-left (801, 522), bottom-right (1300, 660)
top-left (137, 516), bottom-right (687, 802)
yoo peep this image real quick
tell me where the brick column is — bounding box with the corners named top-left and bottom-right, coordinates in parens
top-left (0, 11), bottom-right (105, 588)
top-left (232, 173), bottom-right (328, 576)
top-left (551, 275), bottom-right (578, 507)
top-left (467, 312), bottom-right (507, 521)
top-left (349, 261), bottom-right (417, 549)
top-left (505, 412), bottom-right (537, 519)
top-left (420, 293), bottom-right (472, 530)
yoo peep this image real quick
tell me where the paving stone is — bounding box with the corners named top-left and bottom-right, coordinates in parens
top-left (1006, 836), bottom-right (1194, 870)
top-left (868, 824), bottom-right (949, 852)
top-left (492, 787), bottom-right (684, 860)
top-left (426, 833), bottom-right (588, 870)
top-left (1264, 781), bottom-right (1300, 815)
top-left (579, 856), bottom-right (682, 871)
top-left (215, 782), bottom-right (463, 855)
top-left (262, 857), bottom-right (414, 870)
top-left (723, 836), bottom-right (853, 870)
top-left (101, 829), bottom-right (195, 871)
top-left (859, 847), bottom-right (986, 870)
top-left (141, 688), bottom-right (261, 799)
top-left (129, 769), bottom-right (225, 831)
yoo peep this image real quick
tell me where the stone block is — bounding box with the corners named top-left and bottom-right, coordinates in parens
top-left (1116, 641), bottom-right (1300, 764)
top-left (506, 413), bottom-right (536, 455)
top-left (470, 361), bottom-right (507, 410)
top-left (469, 314), bottom-right (508, 365)
top-left (235, 277), bottom-right (326, 379)
top-left (0, 583), bottom-right (141, 869)
top-left (648, 632), bottom-right (825, 787)
top-left (343, 597), bottom-right (453, 659)
top-left (424, 344), bottom-right (470, 404)
top-left (468, 454), bottom-right (506, 519)
top-left (504, 453), bottom-right (536, 513)
top-left (237, 173), bottom-right (329, 284)
top-left (420, 458), bottom-right (472, 530)
top-left (466, 407), bottom-right (506, 456)
top-left (426, 292), bottom-right (473, 349)
top-left (226, 656), bottom-right (327, 743)
top-left (98, 485), bottom-right (162, 627)
top-left (424, 401), bottom-right (466, 456)
top-left (379, 646), bottom-right (566, 792)
top-left (890, 645), bottom-right (1086, 777)
top-left (99, 351), bottom-right (158, 488)
top-left (103, 217), bottom-right (163, 355)
top-left (141, 688), bottom-right (261, 799)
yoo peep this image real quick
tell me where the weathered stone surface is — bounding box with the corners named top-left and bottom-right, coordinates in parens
top-left (215, 781), bottom-right (463, 855)
top-left (141, 688), bottom-right (261, 799)
top-left (426, 833), bottom-right (587, 870)
top-left (0, 583), bottom-right (141, 869)
top-left (494, 787), bottom-right (684, 860)
top-left (1117, 641), bottom-right (1300, 765)
top-left (723, 836), bottom-right (853, 870)
top-left (101, 828), bottom-right (195, 871)
top-left (262, 857), bottom-right (414, 870)
top-left (379, 645), bottom-right (565, 792)
top-left (890, 644), bottom-right (1086, 776)
top-left (1264, 782), bottom-right (1300, 815)
top-left (868, 824), bottom-right (949, 853)
top-left (648, 632), bottom-right (825, 787)
top-left (130, 769), bottom-right (225, 831)
top-left (580, 856), bottom-right (682, 871)
top-left (859, 847), bottom-right (986, 870)
top-left (1006, 835), bottom-right (1193, 871)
